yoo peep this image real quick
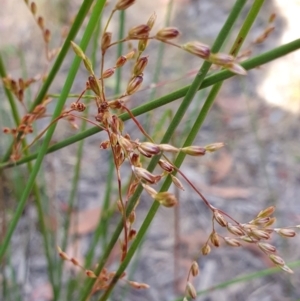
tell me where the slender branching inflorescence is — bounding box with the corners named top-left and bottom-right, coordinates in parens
top-left (2, 0), bottom-right (299, 297)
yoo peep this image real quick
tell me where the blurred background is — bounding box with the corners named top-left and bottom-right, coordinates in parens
top-left (1, 0), bottom-right (300, 300)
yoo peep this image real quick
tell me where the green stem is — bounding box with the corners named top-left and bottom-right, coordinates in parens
top-left (0, 44), bottom-right (56, 296)
top-left (0, 0), bottom-right (107, 264)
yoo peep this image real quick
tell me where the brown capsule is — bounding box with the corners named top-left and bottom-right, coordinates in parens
top-left (210, 231), bottom-right (220, 247)
top-left (115, 0), bottom-right (136, 10)
top-left (201, 244), bottom-right (211, 255)
top-left (250, 229), bottom-right (271, 240)
top-left (133, 56), bottom-right (148, 76)
top-left (191, 261), bottom-right (199, 277)
top-left (155, 192), bottom-right (178, 208)
top-left (180, 146), bottom-right (206, 156)
top-left (37, 16), bottom-right (44, 29)
top-left (138, 142), bottom-right (160, 155)
top-left (209, 52), bottom-right (235, 65)
top-left (128, 211), bottom-right (136, 224)
top-left (128, 24), bottom-right (150, 38)
top-left (257, 206), bottom-right (276, 218)
top-left (126, 75), bottom-right (143, 95)
top-left (269, 254), bottom-right (285, 266)
top-left (85, 270), bottom-right (97, 278)
top-left (133, 166), bottom-right (161, 185)
top-left (88, 76), bottom-right (101, 96)
top-left (258, 242), bottom-right (276, 254)
top-left (274, 228), bottom-right (296, 238)
top-left (101, 32), bottom-right (112, 53)
top-left (100, 140), bottom-right (110, 149)
top-left (224, 237), bottom-right (241, 247)
top-left (171, 175), bottom-right (184, 191)
top-left (142, 183), bottom-right (158, 199)
top-left (70, 257), bottom-right (80, 266)
top-left (186, 282), bottom-right (197, 299)
top-left (102, 68), bottom-right (115, 78)
top-left (205, 142), bottom-right (224, 152)
top-left (213, 210), bottom-right (227, 227)
top-left (156, 27), bottom-right (180, 40)
top-left (158, 159), bottom-right (174, 173)
top-left (128, 228), bottom-right (137, 240)
top-left (43, 29), bottom-right (51, 43)
top-left (128, 281), bottom-right (150, 289)
top-left (225, 63), bottom-right (247, 76)
top-left (115, 55), bottom-right (127, 68)
top-left (30, 2), bottom-right (37, 15)
top-left (138, 39), bottom-right (149, 52)
top-left (182, 41), bottom-right (211, 59)
top-left (147, 12), bottom-right (157, 30)
top-left (158, 144), bottom-right (179, 153)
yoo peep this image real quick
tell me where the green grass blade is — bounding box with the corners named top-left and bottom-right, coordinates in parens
top-left (0, 0), bottom-right (106, 267)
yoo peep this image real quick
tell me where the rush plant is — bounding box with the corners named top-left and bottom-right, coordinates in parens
top-left (1, 0), bottom-right (300, 300)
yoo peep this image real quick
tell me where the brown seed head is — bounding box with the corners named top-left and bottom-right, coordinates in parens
top-left (115, 55), bottom-right (127, 68)
top-left (201, 244), bottom-right (211, 255)
top-left (126, 75), bottom-right (143, 95)
top-left (182, 41), bottom-right (211, 59)
top-left (257, 206), bottom-right (276, 218)
top-left (258, 242), bottom-right (276, 254)
top-left (224, 237), bottom-right (241, 247)
top-left (37, 16), bottom-right (44, 29)
top-left (274, 228), bottom-right (296, 238)
top-left (30, 2), bottom-right (37, 15)
top-left (86, 270), bottom-right (97, 278)
top-left (128, 24), bottom-right (150, 38)
top-left (158, 159), bottom-right (174, 173)
top-left (269, 254), bottom-right (285, 266)
top-left (209, 52), bottom-right (235, 65)
top-left (210, 231), bottom-right (220, 247)
top-left (171, 175), bottom-right (185, 191)
top-left (70, 257), bottom-right (80, 266)
top-left (128, 281), bottom-right (150, 289)
top-left (158, 144), bottom-right (179, 153)
top-left (133, 166), bottom-right (161, 184)
top-left (88, 76), bottom-right (101, 96)
top-left (133, 56), bottom-right (148, 76)
top-left (156, 27), bottom-right (180, 40)
top-left (225, 63), bottom-right (247, 76)
top-left (147, 12), bottom-right (157, 29)
top-left (142, 183), bottom-right (158, 199)
top-left (186, 282), bottom-right (197, 299)
top-left (43, 29), bottom-right (51, 43)
top-left (250, 229), bottom-right (271, 240)
top-left (155, 192), bottom-right (178, 207)
top-left (101, 32), bottom-right (112, 53)
top-left (102, 68), bottom-right (115, 79)
top-left (115, 0), bottom-right (136, 10)
top-left (138, 142), bottom-right (160, 155)
top-left (100, 140), bottom-right (110, 149)
top-left (138, 39), bottom-right (149, 52)
top-left (180, 146), bottom-right (206, 156)
top-left (205, 142), bottom-right (224, 152)
top-left (191, 261), bottom-right (199, 277)
top-left (213, 211), bottom-right (227, 227)
top-left (129, 228), bottom-right (137, 240)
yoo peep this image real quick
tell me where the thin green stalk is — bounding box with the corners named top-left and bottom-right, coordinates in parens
top-left (1, 38), bottom-right (300, 170)
top-left (1, 0), bottom-right (96, 163)
top-left (55, 17), bottom-right (104, 300)
top-left (0, 0), bottom-right (107, 266)
top-left (0, 45), bottom-right (56, 295)
top-left (77, 1), bottom-right (247, 300)
top-left (173, 260), bottom-right (300, 300)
